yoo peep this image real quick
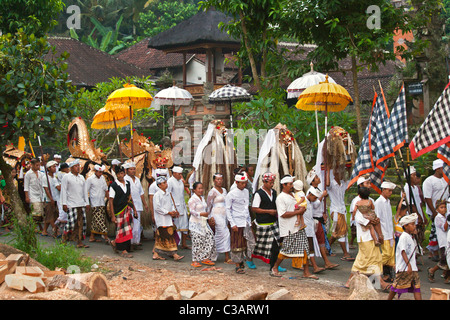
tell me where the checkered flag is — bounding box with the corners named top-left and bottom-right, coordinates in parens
top-left (409, 81), bottom-right (450, 160)
top-left (438, 142), bottom-right (450, 183)
top-left (349, 93), bottom-right (380, 187)
top-left (375, 85), bottom-right (408, 167)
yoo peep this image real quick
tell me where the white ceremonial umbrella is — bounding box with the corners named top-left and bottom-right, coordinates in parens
top-left (153, 85), bottom-right (193, 134)
top-left (288, 63), bottom-right (337, 145)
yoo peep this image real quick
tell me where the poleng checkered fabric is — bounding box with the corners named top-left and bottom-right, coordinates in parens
top-left (410, 83), bottom-right (450, 159)
top-left (208, 84), bottom-right (252, 103)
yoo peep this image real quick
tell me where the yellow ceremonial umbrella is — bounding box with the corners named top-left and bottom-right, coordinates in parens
top-left (104, 83), bottom-right (153, 159)
top-left (295, 74), bottom-right (352, 212)
top-left (91, 106), bottom-right (131, 162)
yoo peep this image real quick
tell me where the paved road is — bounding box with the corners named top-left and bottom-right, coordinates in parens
top-left (1, 228), bottom-right (447, 300)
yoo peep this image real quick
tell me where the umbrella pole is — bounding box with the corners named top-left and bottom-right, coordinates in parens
top-left (315, 108), bottom-right (320, 146)
top-left (323, 103), bottom-right (328, 216)
top-left (230, 101), bottom-right (233, 131)
top-left (172, 103), bottom-right (175, 130)
top-left (130, 106), bottom-right (134, 161)
top-left (113, 117), bottom-right (123, 163)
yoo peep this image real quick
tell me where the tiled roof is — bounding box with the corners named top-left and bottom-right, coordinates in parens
top-left (116, 38), bottom-right (196, 70)
top-left (45, 37), bottom-right (148, 87)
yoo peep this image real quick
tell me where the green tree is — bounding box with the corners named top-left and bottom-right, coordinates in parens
top-left (0, 0), bottom-right (64, 36)
top-left (0, 30), bottom-right (77, 225)
top-left (280, 0), bottom-right (408, 143)
top-left (200, 0), bottom-right (287, 95)
top-left (137, 0), bottom-right (198, 37)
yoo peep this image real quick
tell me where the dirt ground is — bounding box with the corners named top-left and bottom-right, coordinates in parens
top-left (97, 254), bottom-right (350, 300)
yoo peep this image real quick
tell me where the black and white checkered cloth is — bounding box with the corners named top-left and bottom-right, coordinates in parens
top-left (375, 86), bottom-right (408, 166)
top-left (208, 84), bottom-right (252, 103)
top-left (438, 142), bottom-right (450, 182)
top-left (252, 221), bottom-right (280, 263)
top-left (350, 94), bottom-right (382, 187)
top-left (410, 82), bottom-right (450, 159)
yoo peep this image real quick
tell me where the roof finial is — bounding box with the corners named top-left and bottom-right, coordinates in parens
top-left (310, 61), bottom-right (314, 72)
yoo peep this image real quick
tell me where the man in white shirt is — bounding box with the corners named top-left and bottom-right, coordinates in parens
top-left (149, 168), bottom-right (169, 226)
top-left (167, 166), bottom-right (190, 249)
top-left (53, 154), bottom-right (62, 172)
top-left (403, 166), bottom-right (427, 247)
top-left (60, 159), bottom-right (90, 248)
top-left (374, 181), bottom-right (397, 281)
top-left (226, 172), bottom-right (256, 274)
top-left (344, 191), bottom-right (390, 291)
top-left (42, 160), bottom-right (60, 237)
top-left (423, 159), bottom-right (449, 261)
top-left (327, 169), bottom-right (353, 261)
top-left (152, 176), bottom-right (184, 261)
top-left (85, 164), bottom-right (109, 243)
top-left (349, 176), bottom-right (374, 247)
top-left (55, 162), bottom-right (69, 225)
top-left (24, 158), bottom-right (49, 232)
top-left (124, 162), bottom-right (148, 250)
top-left (271, 175), bottom-right (315, 278)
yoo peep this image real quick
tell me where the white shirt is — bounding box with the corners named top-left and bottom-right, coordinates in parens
top-left (435, 213), bottom-right (448, 248)
top-left (86, 174), bottom-right (108, 207)
top-left (149, 181), bottom-right (162, 196)
top-left (374, 195), bottom-right (394, 240)
top-left (226, 187), bottom-right (250, 228)
top-left (276, 191), bottom-right (300, 237)
top-left (167, 176), bottom-right (187, 215)
top-left (60, 172), bottom-right (88, 208)
top-left (395, 232), bottom-right (418, 273)
top-left (304, 198), bottom-right (315, 237)
top-left (423, 175), bottom-right (448, 216)
top-left (403, 183), bottom-right (425, 223)
top-left (188, 194), bottom-right (208, 235)
top-left (328, 179), bottom-right (348, 214)
top-left (153, 189), bottom-right (175, 228)
top-left (45, 174), bottom-right (60, 203)
top-left (354, 210), bottom-right (374, 243)
top-left (24, 169), bottom-right (48, 203)
top-left (125, 175), bottom-right (145, 211)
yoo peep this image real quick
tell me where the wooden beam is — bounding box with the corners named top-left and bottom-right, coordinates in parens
top-left (183, 52), bottom-right (187, 87)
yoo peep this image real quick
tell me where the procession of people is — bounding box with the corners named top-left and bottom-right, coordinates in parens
top-left (1, 143), bottom-right (449, 301)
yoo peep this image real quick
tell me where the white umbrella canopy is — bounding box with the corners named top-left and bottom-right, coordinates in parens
top-left (287, 62), bottom-right (336, 99)
top-left (153, 85), bottom-right (194, 133)
top-left (153, 85), bottom-right (193, 107)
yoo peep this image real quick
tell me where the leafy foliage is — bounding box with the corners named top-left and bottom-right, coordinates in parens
top-left (138, 0), bottom-right (199, 37)
top-left (0, 30), bottom-right (77, 148)
top-left (0, 0), bottom-right (64, 37)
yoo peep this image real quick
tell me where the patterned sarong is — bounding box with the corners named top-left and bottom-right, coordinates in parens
top-left (279, 229), bottom-right (309, 258)
top-left (390, 271), bottom-right (421, 298)
top-left (230, 226), bottom-right (256, 263)
top-left (63, 207), bottom-right (87, 241)
top-left (154, 226), bottom-right (178, 254)
top-left (115, 206), bottom-right (133, 244)
top-left (331, 212), bottom-right (348, 239)
top-left (191, 228), bottom-right (217, 262)
top-left (252, 221), bottom-right (280, 264)
top-left (91, 206), bottom-right (108, 235)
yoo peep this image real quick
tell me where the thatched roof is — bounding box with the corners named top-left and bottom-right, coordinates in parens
top-left (147, 9), bottom-right (240, 53)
